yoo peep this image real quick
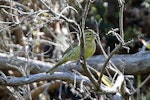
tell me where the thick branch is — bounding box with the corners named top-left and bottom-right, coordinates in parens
top-left (89, 51), bottom-right (150, 75)
top-left (0, 72), bottom-right (120, 94)
top-left (0, 53), bottom-right (51, 73)
top-left (0, 72), bottom-right (92, 86)
top-left (0, 52), bottom-right (150, 75)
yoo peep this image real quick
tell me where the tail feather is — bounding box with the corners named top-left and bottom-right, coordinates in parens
top-left (47, 57), bottom-right (66, 74)
top-left (46, 63), bottom-right (60, 74)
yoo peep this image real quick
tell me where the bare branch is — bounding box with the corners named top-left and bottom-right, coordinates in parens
top-left (0, 72), bottom-right (92, 86)
top-left (0, 52), bottom-right (150, 75)
top-left (131, 74), bottom-right (150, 95)
top-left (0, 72), bottom-right (130, 95)
top-left (118, 0), bottom-right (125, 39)
top-left (80, 0), bottom-right (99, 90)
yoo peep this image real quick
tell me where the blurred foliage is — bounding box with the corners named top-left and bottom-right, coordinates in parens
top-left (146, 89), bottom-right (150, 100)
top-left (82, 0), bottom-right (150, 41)
top-left (124, 26), bottom-right (140, 41)
top-left (86, 1), bottom-right (114, 33)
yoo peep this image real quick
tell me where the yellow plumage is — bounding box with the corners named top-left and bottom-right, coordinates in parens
top-left (47, 29), bottom-right (96, 74)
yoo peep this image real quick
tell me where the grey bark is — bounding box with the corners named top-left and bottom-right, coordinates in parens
top-left (0, 51), bottom-right (150, 75)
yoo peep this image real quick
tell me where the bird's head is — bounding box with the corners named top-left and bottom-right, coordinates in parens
top-left (85, 29), bottom-right (96, 41)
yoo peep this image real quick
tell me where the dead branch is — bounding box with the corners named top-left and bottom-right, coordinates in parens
top-left (0, 72), bottom-right (92, 86)
top-left (0, 51), bottom-right (150, 75)
top-left (0, 72), bottom-right (130, 95)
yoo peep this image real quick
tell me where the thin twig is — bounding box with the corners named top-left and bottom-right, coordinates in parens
top-left (95, 23), bottom-right (121, 74)
top-left (131, 74), bottom-right (150, 95)
top-left (118, 0), bottom-right (125, 39)
top-left (80, 0), bottom-right (99, 90)
top-left (97, 40), bottom-right (133, 88)
top-left (98, 44), bottom-right (122, 86)
top-left (97, 0), bottom-right (126, 91)
top-left (38, 0), bottom-right (78, 26)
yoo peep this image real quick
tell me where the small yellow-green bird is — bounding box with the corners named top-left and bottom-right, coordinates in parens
top-left (47, 29), bottom-right (96, 74)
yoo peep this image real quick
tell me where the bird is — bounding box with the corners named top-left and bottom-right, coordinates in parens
top-left (47, 29), bottom-right (96, 74)
top-left (139, 38), bottom-right (150, 50)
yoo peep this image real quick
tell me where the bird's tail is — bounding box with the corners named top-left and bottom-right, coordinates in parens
top-left (46, 59), bottom-right (65, 74)
top-left (46, 64), bottom-right (59, 74)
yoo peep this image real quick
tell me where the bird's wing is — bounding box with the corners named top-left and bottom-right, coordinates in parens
top-left (63, 39), bottom-right (79, 55)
